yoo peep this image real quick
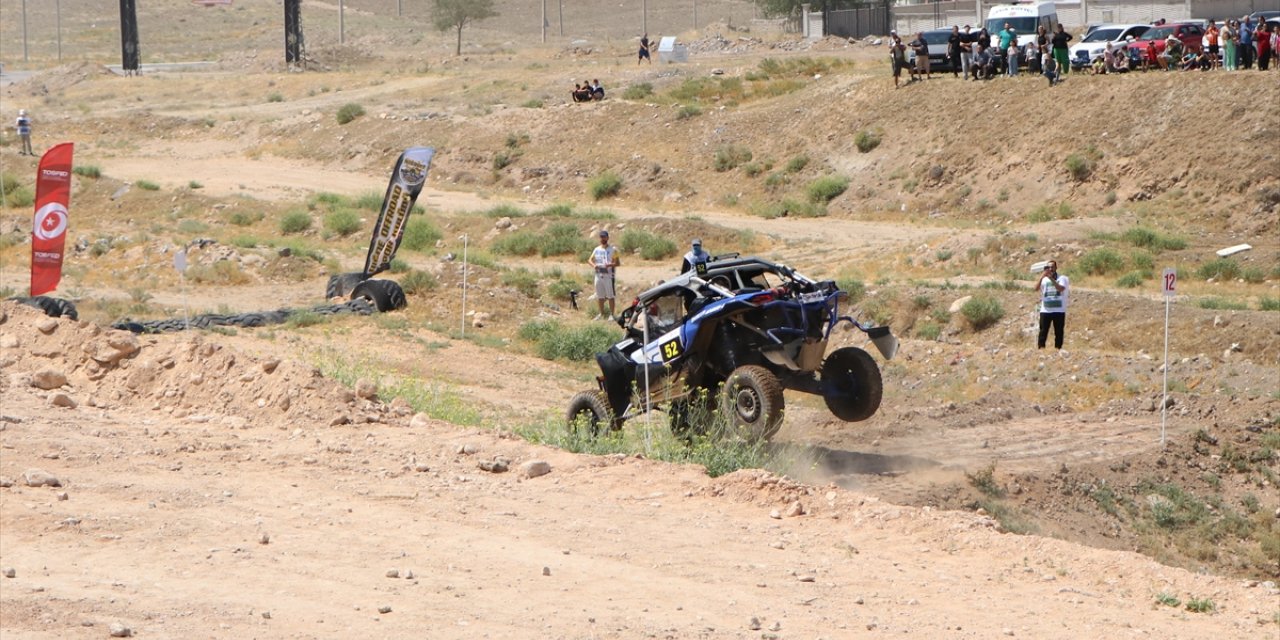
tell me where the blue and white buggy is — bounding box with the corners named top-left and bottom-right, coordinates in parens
top-left (566, 256), bottom-right (898, 441)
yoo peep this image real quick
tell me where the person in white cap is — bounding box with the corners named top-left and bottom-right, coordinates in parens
top-left (586, 229), bottom-right (620, 319)
top-left (680, 238), bottom-right (710, 274)
top-left (15, 109), bottom-right (33, 156)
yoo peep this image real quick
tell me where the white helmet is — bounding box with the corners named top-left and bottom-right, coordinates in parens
top-left (18, 109), bottom-right (27, 116)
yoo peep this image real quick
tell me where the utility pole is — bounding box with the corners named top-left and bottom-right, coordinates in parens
top-left (694, 0), bottom-right (698, 32)
top-left (339, 0), bottom-right (345, 44)
top-left (22, 0), bottom-right (29, 62)
top-left (643, 0), bottom-right (648, 35)
top-left (397, 0), bottom-right (402, 18)
top-left (57, 0), bottom-right (63, 61)
top-left (542, 0), bottom-right (547, 43)
top-left (559, 0), bottom-right (563, 37)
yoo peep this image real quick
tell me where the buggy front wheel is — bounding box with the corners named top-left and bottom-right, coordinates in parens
top-left (719, 365), bottom-right (784, 442)
top-left (565, 390), bottom-right (619, 437)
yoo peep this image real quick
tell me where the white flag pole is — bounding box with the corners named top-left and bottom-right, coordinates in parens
top-left (174, 247), bottom-right (190, 331)
top-left (1160, 267), bottom-right (1175, 448)
top-left (460, 235), bottom-right (468, 339)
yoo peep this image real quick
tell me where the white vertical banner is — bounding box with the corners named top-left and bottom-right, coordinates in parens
top-left (1160, 267), bottom-right (1176, 448)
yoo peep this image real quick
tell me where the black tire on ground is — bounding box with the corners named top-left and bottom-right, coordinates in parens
top-left (350, 279), bottom-right (407, 312)
top-left (16, 296), bottom-right (79, 320)
top-left (325, 272), bottom-right (368, 300)
top-left (565, 390), bottom-right (618, 437)
top-left (821, 346), bottom-right (883, 422)
top-left (719, 365), bottom-right (785, 442)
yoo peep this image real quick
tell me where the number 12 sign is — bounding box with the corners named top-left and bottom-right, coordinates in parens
top-left (1162, 268), bottom-right (1176, 298)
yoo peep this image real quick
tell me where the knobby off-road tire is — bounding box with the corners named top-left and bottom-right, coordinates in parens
top-left (14, 296), bottom-right (79, 321)
top-left (325, 272), bottom-right (368, 300)
top-left (565, 390), bottom-right (618, 437)
top-left (821, 346), bottom-right (883, 422)
top-left (720, 365), bottom-right (784, 442)
top-left (350, 279), bottom-right (407, 312)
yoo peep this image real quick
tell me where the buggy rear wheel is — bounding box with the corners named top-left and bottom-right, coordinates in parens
top-left (821, 346), bottom-right (883, 422)
top-left (719, 365), bottom-right (784, 442)
top-left (565, 390), bottom-right (618, 437)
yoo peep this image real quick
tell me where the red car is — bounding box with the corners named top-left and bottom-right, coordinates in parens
top-left (1126, 22), bottom-right (1205, 60)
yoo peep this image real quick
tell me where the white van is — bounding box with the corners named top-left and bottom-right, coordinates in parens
top-left (984, 2), bottom-right (1060, 50)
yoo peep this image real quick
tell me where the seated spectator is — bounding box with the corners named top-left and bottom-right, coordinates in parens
top-left (1113, 49), bottom-right (1131, 73)
top-left (1145, 41), bottom-right (1159, 70)
top-left (590, 79), bottom-right (605, 100)
top-left (1102, 43), bottom-right (1118, 73)
top-left (972, 44), bottom-right (995, 80)
top-left (1160, 36), bottom-right (1183, 70)
top-left (1043, 53), bottom-right (1060, 85)
top-left (1091, 55), bottom-right (1107, 74)
top-left (1189, 50), bottom-right (1212, 71)
top-left (1127, 46), bottom-right (1144, 71)
top-left (571, 83), bottom-right (592, 103)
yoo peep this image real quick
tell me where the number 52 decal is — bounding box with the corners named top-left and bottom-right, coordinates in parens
top-left (659, 338), bottom-right (683, 361)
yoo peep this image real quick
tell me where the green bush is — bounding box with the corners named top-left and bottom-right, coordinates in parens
top-left (587, 171), bottom-right (622, 200)
top-left (619, 228), bottom-right (677, 260)
top-left (324, 209), bottom-right (362, 237)
top-left (1128, 250), bottom-right (1155, 272)
top-left (749, 198), bottom-right (825, 219)
top-left (1259, 296), bottom-right (1280, 311)
top-left (763, 172), bottom-right (788, 191)
top-left (401, 217), bottom-right (442, 251)
top-left (336, 103), bottom-right (365, 125)
top-left (1196, 258), bottom-right (1241, 281)
top-left (1196, 297), bottom-right (1247, 311)
top-left (228, 210), bottom-right (264, 226)
top-left (73, 165), bottom-right (102, 179)
top-left (388, 257), bottom-right (411, 273)
top-left (1077, 247), bottom-right (1125, 276)
top-left (1064, 153), bottom-right (1093, 181)
top-left (353, 191), bottom-right (384, 211)
top-left (742, 162), bottom-right (764, 177)
top-left (279, 210), bottom-right (312, 234)
top-left (713, 145), bottom-right (753, 172)
top-left (960, 294), bottom-right (1004, 330)
top-left (835, 274), bottom-right (866, 303)
top-left (621, 83), bottom-right (654, 100)
top-left (538, 223), bottom-right (592, 257)
top-left (399, 269), bottom-right (437, 294)
top-left (521, 99), bottom-right (544, 109)
top-left (492, 230), bottom-right (539, 256)
top-left (676, 104), bottom-right (702, 119)
top-left (267, 92), bottom-right (284, 103)
top-left (1241, 266), bottom-right (1266, 284)
top-left (784, 154), bottom-right (809, 173)
top-left (1122, 226), bottom-right (1187, 251)
top-left (915, 322), bottom-right (941, 340)
top-left (547, 277), bottom-right (583, 302)
top-left (522, 320), bottom-right (617, 361)
top-left (854, 130), bottom-right (881, 153)
top-left (806, 175), bottom-right (849, 204)
top-left (502, 268), bottom-right (540, 297)
top-left (1115, 271), bottom-right (1147, 288)
top-left (136, 179), bottom-right (161, 191)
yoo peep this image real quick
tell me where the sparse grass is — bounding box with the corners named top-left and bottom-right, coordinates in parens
top-left (805, 175), bottom-right (849, 204)
top-left (1259, 296), bottom-right (1280, 311)
top-left (619, 228), bottom-right (677, 260)
top-left (135, 179), bottom-right (160, 191)
top-left (1184, 598), bottom-right (1215, 614)
top-left (1076, 247), bottom-right (1125, 276)
top-left (185, 260), bottom-right (251, 285)
top-left (1, 173), bottom-right (33, 207)
top-left (1115, 271), bottom-right (1147, 288)
top-left (187, 180), bottom-right (203, 189)
top-left (1027, 202), bottom-right (1072, 223)
top-left (834, 273), bottom-right (866, 302)
top-left (1155, 592), bottom-right (1181, 607)
top-left (399, 269), bottom-right (438, 295)
top-left (966, 463), bottom-right (1004, 497)
top-left (763, 172), bottom-right (788, 191)
top-left (854, 130), bottom-right (881, 153)
top-left (493, 149), bottom-right (519, 170)
top-left (323, 209), bottom-right (362, 237)
top-left (621, 83), bottom-right (653, 100)
top-left (313, 352), bottom-right (485, 427)
top-left (73, 165), bottom-right (101, 179)
top-left (1196, 297), bottom-right (1247, 311)
top-left (336, 103), bottom-right (365, 125)
top-left (1122, 226), bottom-right (1186, 251)
top-left (1241, 266), bottom-right (1266, 284)
top-left (517, 319), bottom-right (616, 361)
top-left (588, 171), bottom-right (622, 200)
top-left (493, 223), bottom-right (592, 258)
top-left (401, 217), bottom-right (442, 252)
top-left (1195, 258), bottom-right (1240, 281)
top-left (784, 154), bottom-right (809, 173)
top-left (676, 104), bottom-right (702, 119)
top-left (521, 99), bottom-right (544, 109)
top-left (284, 310), bottom-right (325, 328)
top-left (279, 210), bottom-right (312, 234)
top-left (975, 498), bottom-right (1037, 534)
top-left (960, 294), bottom-right (1004, 330)
top-left (1090, 484), bottom-right (1121, 516)
top-left (915, 322), bottom-right (941, 340)
top-left (1064, 152), bottom-right (1094, 181)
top-left (713, 145), bottom-right (753, 172)
top-left (935, 250), bottom-right (953, 262)
top-left (266, 92), bottom-right (284, 103)
top-left (748, 197), bottom-right (824, 219)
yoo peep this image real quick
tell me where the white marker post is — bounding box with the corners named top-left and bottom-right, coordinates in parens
top-left (460, 235), bottom-right (469, 339)
top-left (1160, 267), bottom-right (1176, 448)
top-left (174, 248), bottom-right (190, 331)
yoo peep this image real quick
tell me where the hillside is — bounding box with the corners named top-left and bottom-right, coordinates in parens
top-left (1, 4), bottom-right (1279, 637)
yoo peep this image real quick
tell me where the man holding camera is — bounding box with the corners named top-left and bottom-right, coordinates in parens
top-left (1035, 260), bottom-right (1069, 349)
top-left (587, 229), bottom-right (620, 320)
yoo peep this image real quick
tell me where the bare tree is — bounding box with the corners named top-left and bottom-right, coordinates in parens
top-left (433, 0), bottom-right (498, 56)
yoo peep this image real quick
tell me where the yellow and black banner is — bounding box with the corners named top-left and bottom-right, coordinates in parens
top-left (363, 147), bottom-right (434, 276)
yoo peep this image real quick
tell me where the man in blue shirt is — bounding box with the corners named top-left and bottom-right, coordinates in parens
top-left (1239, 16), bottom-right (1255, 68)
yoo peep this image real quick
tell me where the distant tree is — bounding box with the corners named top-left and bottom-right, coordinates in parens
top-left (433, 0), bottom-right (498, 56)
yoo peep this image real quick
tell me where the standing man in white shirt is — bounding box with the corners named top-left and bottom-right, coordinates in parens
top-left (587, 229), bottom-right (620, 320)
top-left (1035, 260), bottom-right (1069, 350)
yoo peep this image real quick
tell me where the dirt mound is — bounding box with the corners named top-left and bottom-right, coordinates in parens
top-left (0, 301), bottom-right (406, 430)
top-left (7, 62), bottom-right (115, 96)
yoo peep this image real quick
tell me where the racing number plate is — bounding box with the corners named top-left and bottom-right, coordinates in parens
top-left (659, 337), bottom-right (683, 362)
top-left (695, 262), bottom-right (708, 276)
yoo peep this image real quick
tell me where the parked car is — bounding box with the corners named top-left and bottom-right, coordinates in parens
top-left (1069, 23), bottom-right (1150, 62)
top-left (905, 28), bottom-right (953, 71)
top-left (1126, 22), bottom-right (1204, 59)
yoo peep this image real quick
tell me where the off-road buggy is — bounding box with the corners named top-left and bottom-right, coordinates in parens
top-left (566, 256), bottom-right (898, 441)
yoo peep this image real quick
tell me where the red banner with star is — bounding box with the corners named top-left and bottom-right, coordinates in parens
top-left (30, 143), bottom-right (74, 296)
